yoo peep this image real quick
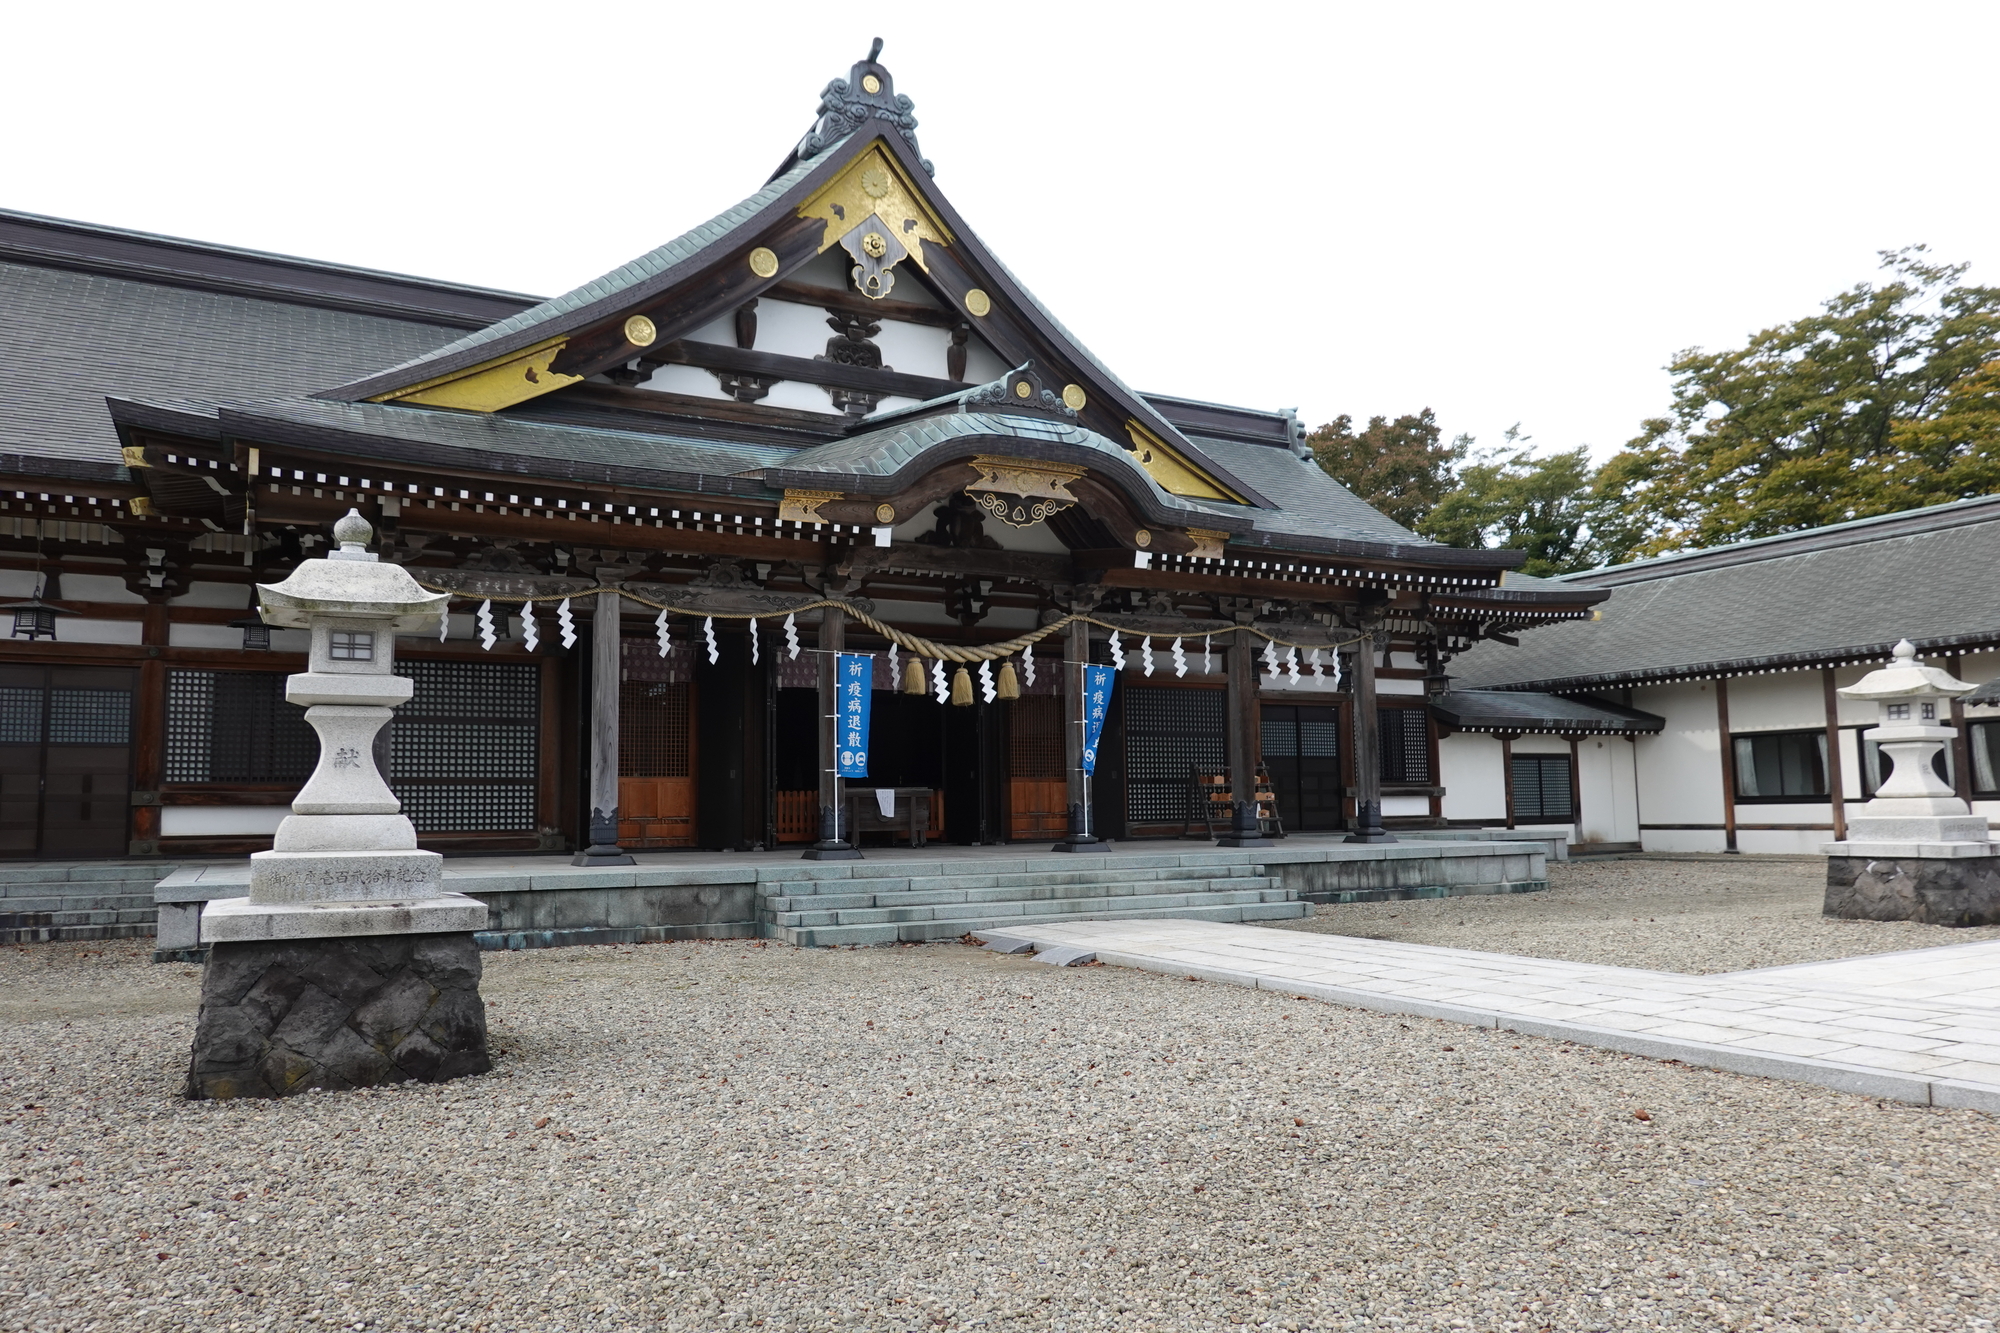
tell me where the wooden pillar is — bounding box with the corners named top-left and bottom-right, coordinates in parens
top-left (1822, 667), bottom-right (1847, 842)
top-left (1499, 733), bottom-right (1517, 829)
top-left (805, 606), bottom-right (859, 858)
top-left (1567, 735), bottom-right (1583, 839)
top-left (1055, 617), bottom-right (1098, 848)
top-left (1217, 625), bottom-right (1271, 846)
top-left (1346, 631), bottom-right (1393, 842)
top-left (129, 602), bottom-right (170, 856)
top-left (1949, 655), bottom-right (1973, 805)
top-left (574, 585), bottom-right (634, 865)
top-left (1716, 677), bottom-right (1738, 853)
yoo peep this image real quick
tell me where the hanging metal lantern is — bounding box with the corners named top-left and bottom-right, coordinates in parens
top-left (229, 616), bottom-right (273, 651)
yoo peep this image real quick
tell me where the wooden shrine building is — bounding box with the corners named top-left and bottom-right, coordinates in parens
top-left (0, 44), bottom-right (1605, 863)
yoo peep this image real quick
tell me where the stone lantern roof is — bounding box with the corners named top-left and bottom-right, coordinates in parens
top-left (1836, 640), bottom-right (1975, 703)
top-left (254, 510), bottom-right (448, 630)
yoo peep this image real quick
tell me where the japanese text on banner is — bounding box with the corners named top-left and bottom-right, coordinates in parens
top-left (1080, 663), bottom-right (1114, 776)
top-left (837, 653), bottom-right (872, 778)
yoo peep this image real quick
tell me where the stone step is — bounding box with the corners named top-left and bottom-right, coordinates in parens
top-left (0, 921), bottom-right (157, 944)
top-left (762, 874), bottom-right (1281, 914)
top-left (769, 898), bottom-right (1308, 948)
top-left (766, 864), bottom-right (1266, 898)
top-left (764, 884), bottom-right (1291, 928)
top-left (0, 893), bottom-right (159, 913)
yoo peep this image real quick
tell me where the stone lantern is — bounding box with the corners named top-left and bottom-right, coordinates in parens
top-left (1824, 639), bottom-right (1999, 926)
top-left (186, 511), bottom-right (494, 1098)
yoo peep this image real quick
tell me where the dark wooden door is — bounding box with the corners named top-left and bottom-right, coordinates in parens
top-left (0, 664), bottom-right (136, 859)
top-left (1260, 703), bottom-right (1345, 832)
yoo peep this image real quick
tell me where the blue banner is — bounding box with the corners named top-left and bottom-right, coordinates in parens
top-left (1080, 663), bottom-right (1114, 775)
top-left (836, 652), bottom-right (872, 777)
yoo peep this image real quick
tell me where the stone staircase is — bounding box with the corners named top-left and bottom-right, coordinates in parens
top-left (760, 860), bottom-right (1306, 947)
top-left (0, 863), bottom-right (172, 945)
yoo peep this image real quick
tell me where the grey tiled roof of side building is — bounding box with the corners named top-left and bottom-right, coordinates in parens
top-left (1430, 690), bottom-right (1665, 733)
top-left (0, 261), bottom-right (464, 467)
top-left (333, 155), bottom-right (832, 395)
top-left (1451, 502), bottom-right (2000, 689)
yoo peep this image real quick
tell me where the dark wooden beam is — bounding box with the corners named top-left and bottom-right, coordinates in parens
top-left (765, 280), bottom-right (962, 330)
top-left (657, 340), bottom-right (963, 404)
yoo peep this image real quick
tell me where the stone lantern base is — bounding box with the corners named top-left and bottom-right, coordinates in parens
top-left (1824, 848), bottom-right (2000, 928)
top-left (186, 932), bottom-right (491, 1100)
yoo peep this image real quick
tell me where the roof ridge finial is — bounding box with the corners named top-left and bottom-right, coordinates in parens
top-left (784, 40), bottom-right (935, 178)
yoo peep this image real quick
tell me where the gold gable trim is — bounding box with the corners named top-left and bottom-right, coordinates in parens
top-left (370, 336), bottom-right (581, 413)
top-left (1123, 422), bottom-right (1243, 503)
top-left (796, 142), bottom-right (952, 272)
top-left (779, 489), bottom-right (844, 525)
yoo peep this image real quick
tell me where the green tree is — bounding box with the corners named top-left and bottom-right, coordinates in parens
top-left (1591, 247), bottom-right (2000, 561)
top-left (1419, 428), bottom-right (1599, 576)
top-left (1308, 408), bottom-right (1462, 530)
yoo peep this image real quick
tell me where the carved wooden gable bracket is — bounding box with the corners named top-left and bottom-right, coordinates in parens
top-left (963, 455), bottom-right (1085, 529)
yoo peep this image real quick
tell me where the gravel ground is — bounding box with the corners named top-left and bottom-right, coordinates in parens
top-left (1271, 855), bottom-right (2000, 973)
top-left (4, 915), bottom-right (1998, 1332)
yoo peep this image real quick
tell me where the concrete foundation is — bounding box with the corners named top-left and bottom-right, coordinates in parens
top-left (1825, 854), bottom-right (2000, 928)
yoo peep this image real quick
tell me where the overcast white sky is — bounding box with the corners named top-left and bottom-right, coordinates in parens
top-left (7, 2), bottom-right (1996, 462)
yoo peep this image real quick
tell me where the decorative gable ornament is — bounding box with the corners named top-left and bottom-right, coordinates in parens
top-left (789, 38), bottom-right (934, 176)
top-left (965, 455), bottom-right (1084, 529)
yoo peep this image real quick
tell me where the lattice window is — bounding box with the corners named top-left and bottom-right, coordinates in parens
top-left (47, 689), bottom-right (130, 745)
top-left (1008, 695), bottom-right (1064, 780)
top-left (1123, 686), bottom-right (1224, 826)
top-left (389, 660), bottom-right (538, 833)
top-left (1511, 754), bottom-right (1574, 820)
top-left (1378, 707), bottom-right (1431, 784)
top-left (0, 686), bottom-right (44, 744)
top-left (165, 670), bottom-right (315, 783)
top-left (621, 681), bottom-right (691, 778)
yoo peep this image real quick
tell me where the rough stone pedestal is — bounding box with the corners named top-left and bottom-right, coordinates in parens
top-left (1825, 854), bottom-right (2000, 928)
top-left (187, 932), bottom-right (490, 1099)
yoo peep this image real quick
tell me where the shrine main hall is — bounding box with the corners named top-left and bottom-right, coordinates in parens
top-left (0, 46), bottom-right (1607, 900)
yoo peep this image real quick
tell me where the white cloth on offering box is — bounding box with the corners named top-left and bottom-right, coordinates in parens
top-left (875, 788), bottom-right (897, 818)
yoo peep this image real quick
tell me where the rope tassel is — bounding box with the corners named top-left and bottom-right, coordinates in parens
top-left (996, 660), bottom-right (1020, 699)
top-left (904, 655), bottom-right (929, 695)
top-left (950, 665), bottom-right (973, 706)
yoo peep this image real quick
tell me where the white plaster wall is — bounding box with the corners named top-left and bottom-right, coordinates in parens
top-left (62, 572), bottom-right (143, 603)
top-left (169, 579), bottom-right (258, 611)
top-left (44, 618), bottom-right (141, 645)
top-left (163, 806), bottom-right (286, 836)
top-left (1511, 735), bottom-right (1570, 754)
top-left (170, 623), bottom-right (246, 649)
top-left (1439, 733), bottom-right (1506, 822)
top-left (1631, 681), bottom-right (1726, 851)
top-left (1382, 795), bottom-right (1430, 818)
top-left (1375, 678), bottom-right (1426, 697)
top-left (1723, 671), bottom-right (1825, 732)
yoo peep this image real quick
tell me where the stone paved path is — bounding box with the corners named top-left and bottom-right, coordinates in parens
top-left (976, 919), bottom-right (2000, 1113)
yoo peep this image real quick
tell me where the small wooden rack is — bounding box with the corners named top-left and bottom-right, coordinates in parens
top-left (1185, 765), bottom-right (1284, 839)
